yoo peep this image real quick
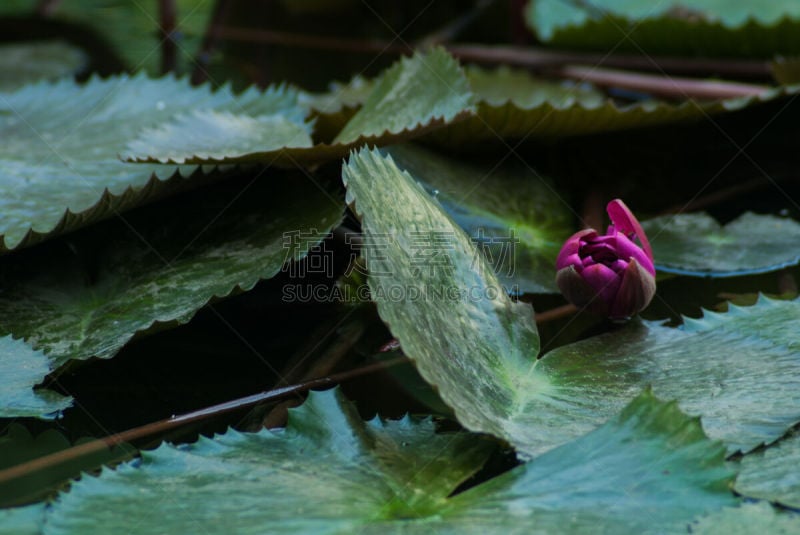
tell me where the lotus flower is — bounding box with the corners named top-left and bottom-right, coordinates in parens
top-left (556, 199), bottom-right (656, 320)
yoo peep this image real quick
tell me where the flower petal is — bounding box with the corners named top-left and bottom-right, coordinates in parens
top-left (606, 199), bottom-right (653, 263)
top-left (609, 258), bottom-right (657, 319)
top-left (556, 229), bottom-right (596, 270)
top-left (556, 265), bottom-right (600, 310)
top-left (581, 263), bottom-right (621, 309)
top-left (614, 233), bottom-right (656, 276)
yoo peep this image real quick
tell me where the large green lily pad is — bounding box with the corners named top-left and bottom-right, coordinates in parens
top-left (343, 148), bottom-right (800, 460)
top-left (125, 48), bottom-right (475, 166)
top-left (0, 172), bottom-right (342, 396)
top-left (42, 388), bottom-right (735, 534)
top-left (736, 430), bottom-right (800, 508)
top-left (0, 336), bottom-right (70, 418)
top-left (386, 144), bottom-right (572, 294)
top-left (644, 212), bottom-right (800, 276)
top-left (0, 41), bottom-right (85, 91)
top-left (525, 0), bottom-right (800, 57)
top-left (0, 74), bottom-right (308, 251)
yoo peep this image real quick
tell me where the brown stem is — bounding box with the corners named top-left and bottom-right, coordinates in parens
top-left (448, 44), bottom-right (769, 78)
top-left (208, 27), bottom-right (769, 79)
top-left (554, 65), bottom-right (769, 100)
top-left (0, 357), bottom-right (407, 486)
top-left (263, 317), bottom-right (367, 428)
top-left (191, 0), bottom-right (234, 85)
top-left (534, 303), bottom-right (578, 323)
top-left (158, 0), bottom-right (177, 74)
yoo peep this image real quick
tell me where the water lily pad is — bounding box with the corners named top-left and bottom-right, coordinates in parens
top-left (126, 48), bottom-right (475, 166)
top-left (0, 41), bottom-right (86, 91)
top-left (386, 144), bottom-right (572, 294)
top-left (429, 65), bottom-right (793, 144)
top-left (525, 0), bottom-right (800, 57)
top-left (0, 336), bottom-right (71, 418)
top-left (0, 172), bottom-right (342, 390)
top-left (0, 424), bottom-right (131, 507)
top-left (691, 502), bottom-right (800, 534)
top-left (643, 212), bottom-right (800, 276)
top-left (343, 148), bottom-right (800, 460)
top-left (0, 74), bottom-right (307, 251)
top-left (44, 389), bottom-right (735, 534)
top-left (45, 389), bottom-right (493, 534)
top-left (0, 504), bottom-right (44, 535)
top-left (736, 430), bottom-right (800, 508)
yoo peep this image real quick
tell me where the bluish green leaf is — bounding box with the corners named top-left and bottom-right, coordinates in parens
top-left (342, 147), bottom-right (540, 441)
top-left (0, 336), bottom-right (70, 418)
top-left (44, 389), bottom-right (735, 534)
top-left (122, 109), bottom-right (313, 164)
top-left (45, 389), bottom-right (493, 534)
top-left (333, 47), bottom-right (474, 145)
top-left (691, 502), bottom-right (800, 534)
top-left (643, 212), bottom-right (800, 276)
top-left (0, 173), bottom-right (342, 388)
top-left (0, 74), bottom-right (306, 251)
top-left (528, 297), bottom-right (800, 457)
top-left (525, 0), bottom-right (800, 57)
top-left (385, 144), bottom-right (572, 294)
top-left (343, 148), bottom-right (800, 460)
top-left (736, 430), bottom-right (800, 508)
top-left (126, 48), bottom-right (474, 166)
top-left (0, 424), bottom-right (132, 507)
top-left (0, 41), bottom-right (85, 92)
top-left (430, 65), bottom-right (798, 144)
top-left (432, 390), bottom-right (735, 534)
top-left (0, 503), bottom-right (44, 535)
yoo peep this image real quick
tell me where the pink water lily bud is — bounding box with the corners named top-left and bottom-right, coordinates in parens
top-left (555, 199), bottom-right (656, 320)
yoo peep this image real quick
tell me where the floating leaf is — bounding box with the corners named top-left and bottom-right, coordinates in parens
top-left (643, 212), bottom-right (800, 276)
top-left (527, 297), bottom-right (800, 456)
top-left (736, 430), bottom-right (800, 508)
top-left (44, 389), bottom-right (735, 534)
top-left (0, 503), bottom-right (44, 535)
top-left (525, 0), bottom-right (800, 57)
top-left (342, 147), bottom-right (540, 442)
top-left (0, 0), bottom-right (213, 74)
top-left (429, 65), bottom-right (795, 144)
top-left (300, 74), bottom-right (374, 140)
top-left (0, 424), bottom-right (131, 507)
top-left (431, 390), bottom-right (735, 534)
top-left (385, 144), bottom-right (572, 294)
top-left (123, 110), bottom-right (313, 164)
top-left (343, 149), bottom-right (800, 459)
top-left (0, 171), bottom-right (342, 384)
top-left (125, 48), bottom-right (475, 166)
top-left (0, 74), bottom-right (308, 251)
top-left (45, 389), bottom-right (493, 534)
top-left (466, 64), bottom-right (605, 108)
top-left (691, 502), bottom-right (800, 534)
top-left (0, 336), bottom-right (70, 418)
top-left (332, 47), bottom-right (473, 144)
top-left (0, 41), bottom-right (86, 92)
